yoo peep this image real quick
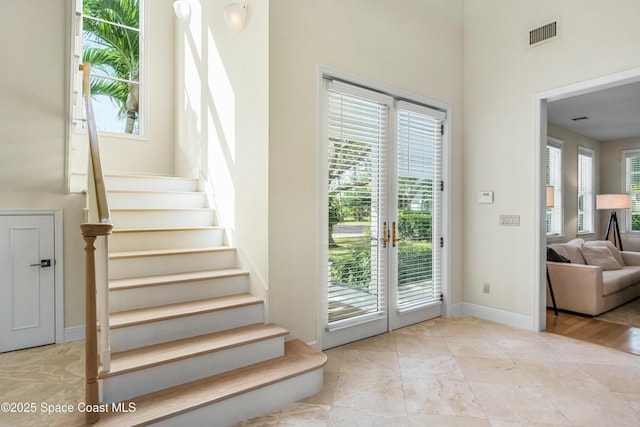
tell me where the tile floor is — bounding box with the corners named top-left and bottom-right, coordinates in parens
top-left (1, 316), bottom-right (639, 426)
top-left (236, 317), bottom-right (640, 426)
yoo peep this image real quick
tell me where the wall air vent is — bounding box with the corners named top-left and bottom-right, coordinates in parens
top-left (529, 20), bottom-right (558, 47)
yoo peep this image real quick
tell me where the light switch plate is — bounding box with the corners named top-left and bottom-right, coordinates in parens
top-left (499, 215), bottom-right (520, 226)
top-left (478, 191), bottom-right (493, 204)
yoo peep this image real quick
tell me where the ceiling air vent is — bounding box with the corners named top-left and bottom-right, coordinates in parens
top-left (529, 20), bottom-right (558, 47)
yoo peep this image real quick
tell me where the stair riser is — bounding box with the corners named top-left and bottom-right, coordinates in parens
top-left (110, 276), bottom-right (250, 312)
top-left (108, 192), bottom-right (207, 210)
top-left (110, 228), bottom-right (225, 252)
top-left (105, 176), bottom-right (199, 192)
top-left (102, 337), bottom-right (285, 403)
top-left (109, 250), bottom-right (237, 279)
top-left (151, 369), bottom-right (324, 427)
top-left (111, 210), bottom-right (216, 228)
top-left (108, 304), bottom-right (264, 352)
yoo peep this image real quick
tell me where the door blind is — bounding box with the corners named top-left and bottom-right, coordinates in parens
top-left (326, 81), bottom-right (389, 324)
top-left (396, 102), bottom-right (443, 307)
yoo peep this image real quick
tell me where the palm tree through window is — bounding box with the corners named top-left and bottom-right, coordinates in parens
top-left (82, 0), bottom-right (141, 135)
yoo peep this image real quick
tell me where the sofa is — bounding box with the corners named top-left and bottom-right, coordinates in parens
top-left (546, 238), bottom-right (640, 316)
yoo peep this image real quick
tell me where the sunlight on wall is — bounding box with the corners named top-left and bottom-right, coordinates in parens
top-left (208, 28), bottom-right (236, 162)
top-left (175, 0), bottom-right (269, 318)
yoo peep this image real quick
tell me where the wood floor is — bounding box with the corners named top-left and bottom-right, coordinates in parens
top-left (545, 309), bottom-right (640, 356)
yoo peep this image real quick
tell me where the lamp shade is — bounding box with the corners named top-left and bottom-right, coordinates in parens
top-left (173, 0), bottom-right (191, 21)
top-left (224, 3), bottom-right (247, 32)
top-left (546, 186), bottom-right (554, 208)
top-left (596, 194), bottom-right (631, 210)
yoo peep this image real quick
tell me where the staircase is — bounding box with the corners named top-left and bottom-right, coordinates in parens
top-left (91, 173), bottom-right (326, 426)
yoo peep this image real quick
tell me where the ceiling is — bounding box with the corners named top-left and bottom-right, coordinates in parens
top-left (547, 81), bottom-right (640, 142)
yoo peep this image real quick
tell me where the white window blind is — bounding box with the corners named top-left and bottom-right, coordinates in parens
top-left (546, 138), bottom-right (563, 236)
top-left (326, 81), bottom-right (389, 324)
top-left (396, 102), bottom-right (442, 307)
top-left (577, 147), bottom-right (594, 234)
top-left (625, 150), bottom-right (640, 231)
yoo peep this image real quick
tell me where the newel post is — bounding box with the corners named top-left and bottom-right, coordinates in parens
top-left (81, 223), bottom-right (113, 424)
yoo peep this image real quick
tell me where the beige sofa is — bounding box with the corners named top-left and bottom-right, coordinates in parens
top-left (547, 239), bottom-right (640, 316)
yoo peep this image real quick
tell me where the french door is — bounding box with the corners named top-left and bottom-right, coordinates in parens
top-left (322, 79), bottom-right (445, 349)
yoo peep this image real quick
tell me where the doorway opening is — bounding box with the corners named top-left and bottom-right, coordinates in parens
top-left (535, 67), bottom-right (640, 332)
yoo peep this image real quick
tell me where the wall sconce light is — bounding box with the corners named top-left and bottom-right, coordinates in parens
top-left (173, 0), bottom-right (191, 22)
top-left (224, 3), bottom-right (247, 32)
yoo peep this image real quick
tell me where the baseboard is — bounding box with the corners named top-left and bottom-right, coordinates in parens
top-left (459, 302), bottom-right (535, 331)
top-left (447, 302), bottom-right (464, 317)
top-left (64, 325), bottom-right (85, 342)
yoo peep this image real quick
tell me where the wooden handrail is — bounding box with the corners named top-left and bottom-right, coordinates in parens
top-left (81, 62), bottom-right (111, 224)
top-left (80, 62), bottom-right (113, 424)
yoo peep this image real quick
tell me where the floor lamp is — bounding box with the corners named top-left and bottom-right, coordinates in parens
top-left (596, 194), bottom-right (631, 251)
top-left (546, 186), bottom-right (558, 315)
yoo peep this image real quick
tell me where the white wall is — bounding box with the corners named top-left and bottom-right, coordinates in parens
top-left (0, 0), bottom-right (177, 329)
top-left (175, 1), bottom-right (270, 300)
top-left (547, 125), bottom-right (601, 243)
top-left (0, 1), bottom-right (86, 328)
top-left (269, 0), bottom-right (464, 344)
top-left (463, 0), bottom-right (640, 321)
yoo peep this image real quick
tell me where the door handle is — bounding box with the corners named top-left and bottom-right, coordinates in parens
top-left (392, 222), bottom-right (402, 247)
top-left (382, 222), bottom-right (390, 248)
top-left (30, 259), bottom-right (51, 268)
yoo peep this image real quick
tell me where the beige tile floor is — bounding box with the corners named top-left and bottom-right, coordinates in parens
top-left (236, 317), bottom-right (640, 427)
top-left (1, 316), bottom-right (639, 426)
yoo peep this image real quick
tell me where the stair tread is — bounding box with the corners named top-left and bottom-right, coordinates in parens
top-left (109, 246), bottom-right (234, 259)
top-left (110, 268), bottom-right (249, 290)
top-left (105, 172), bottom-right (197, 181)
top-left (100, 323), bottom-right (289, 378)
top-left (95, 340), bottom-right (326, 426)
top-left (108, 189), bottom-right (205, 195)
top-left (109, 294), bottom-right (261, 328)
top-left (113, 226), bottom-right (222, 232)
top-left (111, 207), bottom-right (213, 212)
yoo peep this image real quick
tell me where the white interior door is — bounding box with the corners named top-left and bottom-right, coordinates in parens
top-left (322, 79), bottom-right (445, 349)
top-left (0, 215), bottom-right (56, 353)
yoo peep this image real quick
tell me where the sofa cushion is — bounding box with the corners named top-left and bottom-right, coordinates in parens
top-left (548, 239), bottom-right (586, 265)
top-left (602, 267), bottom-right (639, 295)
top-left (584, 240), bottom-right (626, 266)
top-left (579, 245), bottom-right (622, 271)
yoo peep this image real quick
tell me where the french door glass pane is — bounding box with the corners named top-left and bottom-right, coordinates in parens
top-left (327, 89), bottom-right (386, 324)
top-left (396, 109), bottom-right (440, 307)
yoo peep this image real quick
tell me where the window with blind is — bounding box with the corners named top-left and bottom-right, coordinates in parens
top-left (577, 147), bottom-right (594, 234)
top-left (625, 150), bottom-right (640, 231)
top-left (546, 138), bottom-right (563, 236)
